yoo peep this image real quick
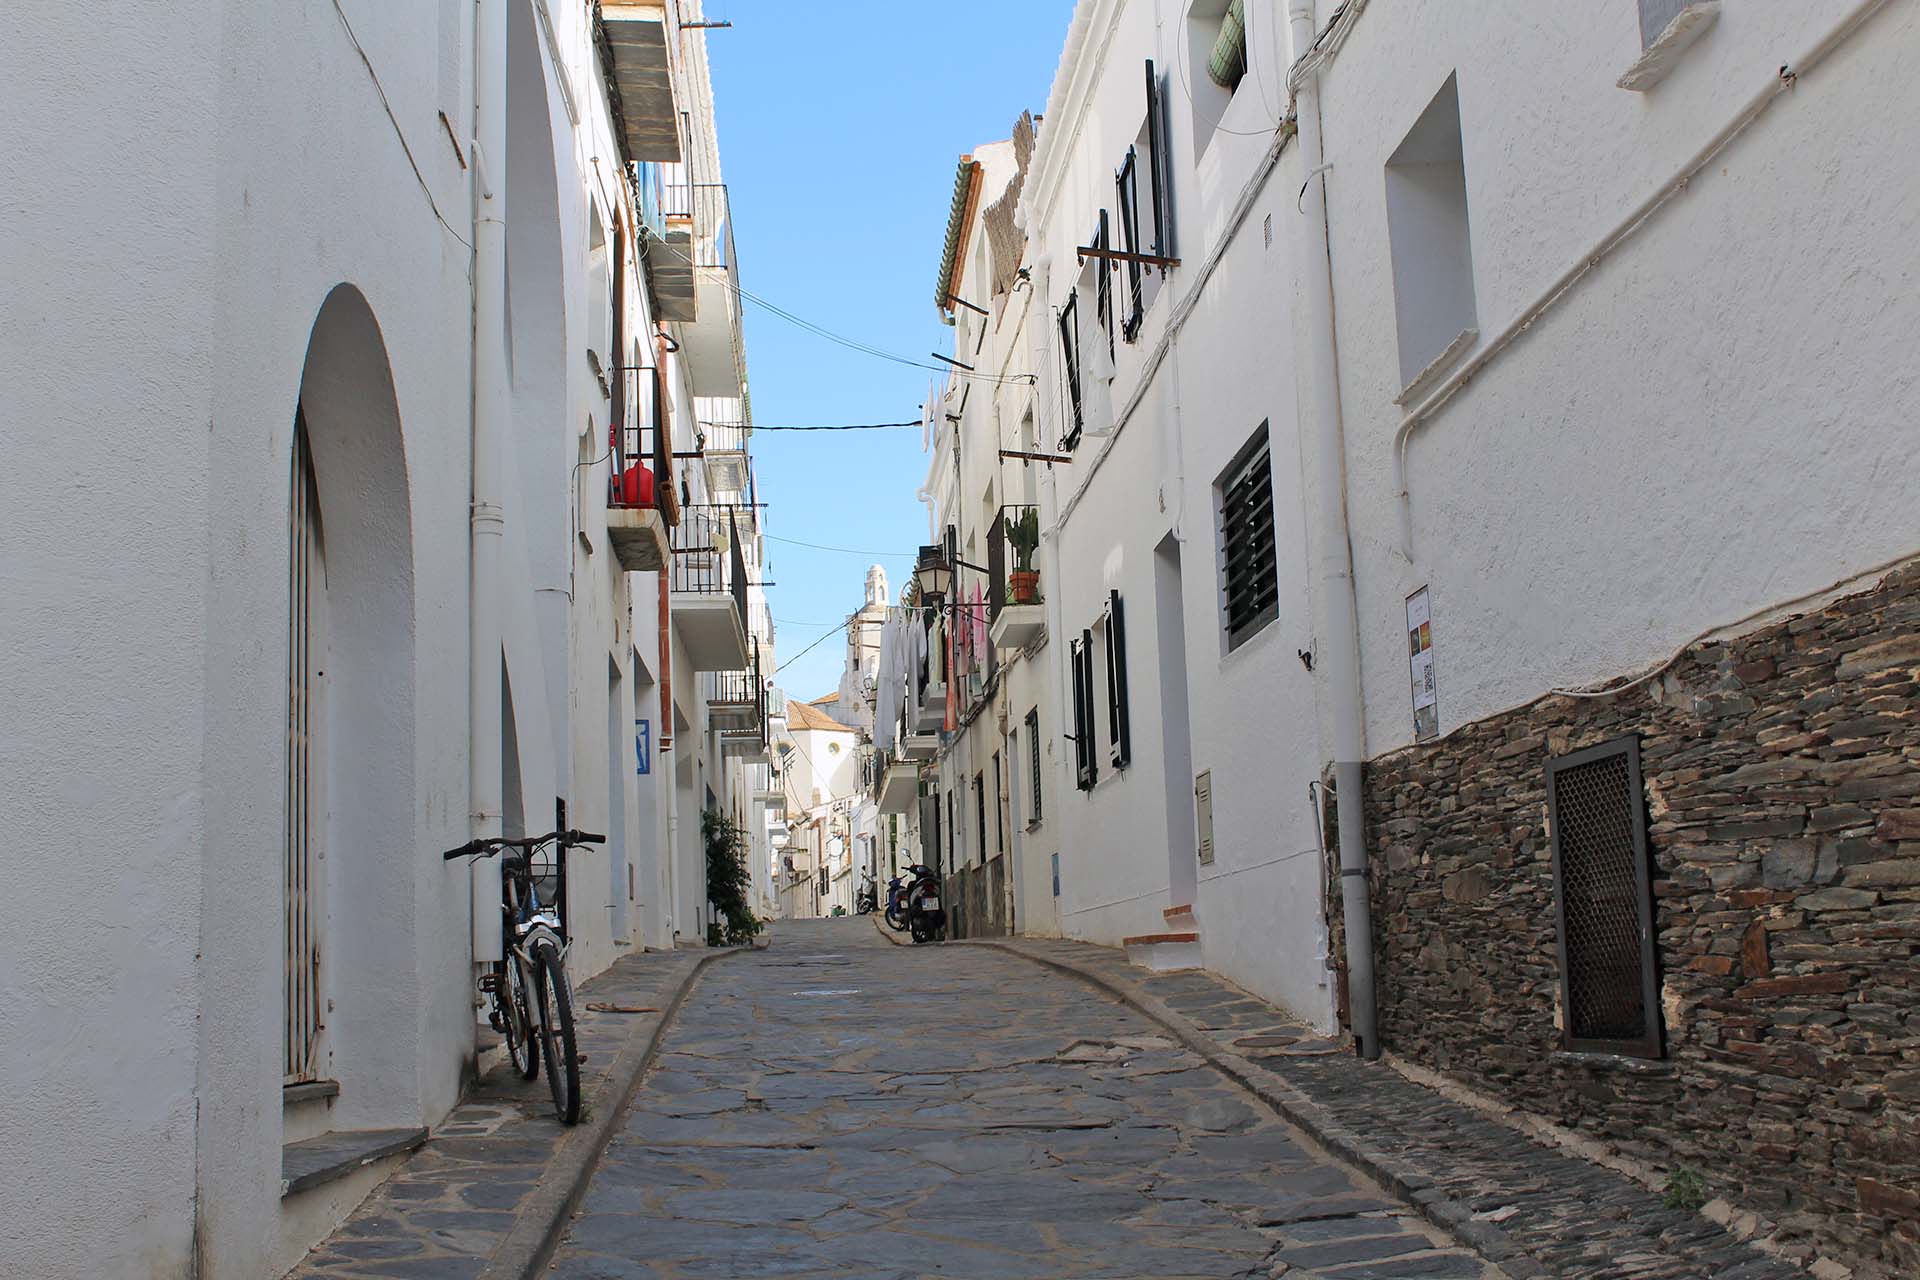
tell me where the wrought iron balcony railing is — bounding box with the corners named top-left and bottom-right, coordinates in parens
top-left (988, 504), bottom-right (1043, 624)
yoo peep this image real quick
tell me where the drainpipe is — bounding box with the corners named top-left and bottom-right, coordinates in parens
top-left (1287, 0), bottom-right (1376, 1059)
top-left (656, 326), bottom-right (679, 944)
top-left (469, 0), bottom-right (508, 962)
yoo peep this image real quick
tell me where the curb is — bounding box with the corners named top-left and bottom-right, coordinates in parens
top-left (971, 939), bottom-right (1549, 1279)
top-left (870, 911), bottom-right (910, 946)
top-left (478, 943), bottom-right (754, 1280)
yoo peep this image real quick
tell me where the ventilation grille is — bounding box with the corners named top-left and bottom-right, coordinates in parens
top-left (1548, 738), bottom-right (1661, 1057)
top-left (1220, 428), bottom-right (1278, 647)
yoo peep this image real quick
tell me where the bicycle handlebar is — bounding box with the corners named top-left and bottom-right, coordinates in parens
top-left (441, 829), bottom-right (604, 861)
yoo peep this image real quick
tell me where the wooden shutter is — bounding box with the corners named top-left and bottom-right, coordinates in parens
top-left (1058, 295), bottom-right (1083, 450)
top-left (1095, 210), bottom-right (1114, 359)
top-left (1220, 426), bottom-right (1279, 648)
top-left (1070, 632), bottom-right (1097, 790)
top-left (1106, 590), bottom-right (1131, 769)
top-left (1117, 148), bottom-right (1143, 340)
top-left (1145, 59), bottom-right (1171, 259)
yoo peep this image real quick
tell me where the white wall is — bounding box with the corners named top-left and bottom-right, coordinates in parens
top-left (1315, 0), bottom-right (1920, 754)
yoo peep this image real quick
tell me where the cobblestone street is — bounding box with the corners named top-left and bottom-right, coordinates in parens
top-left (549, 919), bottom-right (1495, 1279)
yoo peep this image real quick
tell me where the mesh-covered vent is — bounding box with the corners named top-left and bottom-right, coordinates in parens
top-left (1548, 738), bottom-right (1660, 1056)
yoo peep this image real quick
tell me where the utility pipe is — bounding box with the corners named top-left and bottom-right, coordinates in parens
top-left (1287, 0), bottom-right (1377, 1058)
top-left (1391, 0), bottom-right (1895, 561)
top-left (655, 324), bottom-right (680, 943)
top-left (469, 0), bottom-right (508, 961)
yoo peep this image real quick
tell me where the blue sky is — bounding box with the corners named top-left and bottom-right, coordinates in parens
top-left (707, 0), bottom-right (1074, 702)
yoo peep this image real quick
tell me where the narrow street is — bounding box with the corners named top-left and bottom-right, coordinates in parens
top-left (548, 919), bottom-right (1491, 1280)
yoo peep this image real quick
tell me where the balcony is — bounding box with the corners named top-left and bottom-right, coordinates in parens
top-left (901, 732), bottom-right (939, 761)
top-left (876, 758), bottom-right (919, 814)
top-left (988, 504), bottom-right (1046, 650)
top-left (913, 682), bottom-right (947, 734)
top-left (671, 183), bottom-right (747, 399)
top-left (598, 4), bottom-right (682, 162)
top-left (606, 367), bottom-right (675, 572)
top-left (706, 653), bottom-right (764, 733)
top-left (721, 725), bottom-right (769, 763)
top-left (670, 506), bottom-right (751, 671)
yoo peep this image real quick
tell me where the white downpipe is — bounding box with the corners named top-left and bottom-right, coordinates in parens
top-left (1288, 0), bottom-right (1376, 1058)
top-left (1391, 0), bottom-right (1896, 561)
top-left (469, 0), bottom-right (508, 961)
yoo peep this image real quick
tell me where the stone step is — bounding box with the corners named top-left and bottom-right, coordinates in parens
top-left (1123, 930), bottom-right (1203, 972)
top-left (281, 1128), bottom-right (428, 1198)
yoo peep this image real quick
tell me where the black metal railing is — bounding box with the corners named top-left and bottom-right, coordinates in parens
top-left (670, 505), bottom-right (751, 636)
top-left (609, 364), bottom-right (676, 523)
top-left (988, 504), bottom-right (1042, 626)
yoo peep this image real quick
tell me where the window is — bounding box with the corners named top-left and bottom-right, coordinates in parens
top-left (1385, 74), bottom-right (1478, 395)
top-left (1069, 632), bottom-right (1099, 790)
top-left (974, 772), bottom-right (987, 863)
top-left (1025, 707), bottom-right (1043, 823)
top-left (1051, 851), bottom-right (1060, 898)
top-left (1093, 210), bottom-right (1114, 362)
top-left (1187, 0), bottom-right (1246, 148)
top-left (1104, 590), bottom-right (1131, 769)
top-left (1546, 736), bottom-right (1663, 1058)
top-left (1058, 294), bottom-right (1083, 450)
top-left (1217, 424), bottom-right (1279, 649)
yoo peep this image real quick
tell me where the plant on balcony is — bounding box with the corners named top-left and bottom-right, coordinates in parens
top-left (701, 807), bottom-right (762, 946)
top-left (1008, 507), bottom-right (1042, 605)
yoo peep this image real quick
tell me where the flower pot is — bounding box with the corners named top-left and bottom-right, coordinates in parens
top-left (1010, 570), bottom-right (1040, 605)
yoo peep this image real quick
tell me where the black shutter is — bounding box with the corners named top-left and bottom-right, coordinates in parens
top-left (1058, 296), bottom-right (1083, 450)
top-left (1117, 149), bottom-right (1143, 341)
top-left (1106, 591), bottom-right (1131, 769)
top-left (1145, 59), bottom-right (1171, 259)
top-left (1220, 425), bottom-right (1279, 648)
top-left (1070, 632), bottom-right (1097, 790)
top-left (1095, 210), bottom-right (1114, 360)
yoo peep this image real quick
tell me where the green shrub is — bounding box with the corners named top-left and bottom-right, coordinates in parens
top-left (702, 808), bottom-right (762, 946)
top-left (1662, 1167), bottom-right (1707, 1211)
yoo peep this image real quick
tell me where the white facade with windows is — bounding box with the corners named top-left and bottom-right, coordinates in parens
top-left (0, 2), bottom-right (773, 1275)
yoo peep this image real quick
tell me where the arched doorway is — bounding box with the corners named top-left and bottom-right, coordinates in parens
top-left (285, 284), bottom-right (417, 1123)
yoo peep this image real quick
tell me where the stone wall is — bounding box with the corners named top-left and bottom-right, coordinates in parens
top-left (1329, 563), bottom-right (1920, 1277)
top-left (945, 854), bottom-right (1009, 940)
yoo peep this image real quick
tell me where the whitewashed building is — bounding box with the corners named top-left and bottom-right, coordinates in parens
top-left (0, 2), bottom-right (773, 1275)
top-left (899, 0), bottom-right (1920, 1272)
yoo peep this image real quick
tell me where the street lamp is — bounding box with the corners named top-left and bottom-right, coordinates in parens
top-left (912, 543), bottom-right (951, 604)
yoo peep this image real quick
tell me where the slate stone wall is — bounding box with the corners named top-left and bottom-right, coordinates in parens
top-left (945, 854), bottom-right (1009, 940)
top-left (1328, 563), bottom-right (1920, 1276)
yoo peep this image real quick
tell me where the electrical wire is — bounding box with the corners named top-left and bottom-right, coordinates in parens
top-left (772, 618), bottom-right (852, 676)
top-left (330, 0), bottom-right (473, 253)
top-left (764, 533), bottom-right (917, 559)
top-left (748, 421), bottom-right (923, 432)
top-left (644, 230), bottom-right (1033, 387)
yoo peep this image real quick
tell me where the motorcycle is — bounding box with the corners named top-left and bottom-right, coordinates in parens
top-left (855, 872), bottom-right (879, 915)
top-left (887, 863), bottom-right (945, 944)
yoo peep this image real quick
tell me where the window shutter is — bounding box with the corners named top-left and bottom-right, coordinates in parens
top-left (1117, 149), bottom-right (1143, 341)
top-left (1145, 59), bottom-right (1171, 259)
top-left (1219, 425), bottom-right (1279, 648)
top-left (1095, 210), bottom-right (1114, 360)
top-left (1547, 736), bottom-right (1662, 1058)
top-left (1106, 590), bottom-right (1131, 768)
top-left (1058, 296), bottom-right (1083, 450)
top-left (1026, 707), bottom-right (1043, 819)
top-left (1069, 636), bottom-right (1090, 789)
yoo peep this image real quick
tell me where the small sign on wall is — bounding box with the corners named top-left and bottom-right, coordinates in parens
top-left (634, 719), bottom-right (651, 775)
top-left (1406, 587), bottom-right (1438, 741)
top-left (1195, 770), bottom-right (1215, 865)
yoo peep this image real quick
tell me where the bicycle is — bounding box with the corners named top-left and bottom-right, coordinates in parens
top-left (442, 826), bottom-right (604, 1125)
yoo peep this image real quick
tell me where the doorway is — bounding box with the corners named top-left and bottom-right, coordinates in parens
top-left (1155, 536), bottom-right (1198, 909)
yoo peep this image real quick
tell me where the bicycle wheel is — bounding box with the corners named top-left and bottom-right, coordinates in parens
top-left (531, 943), bottom-right (581, 1125)
top-left (498, 956), bottom-right (538, 1081)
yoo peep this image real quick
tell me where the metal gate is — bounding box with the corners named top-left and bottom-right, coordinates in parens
top-left (285, 417), bottom-right (325, 1083)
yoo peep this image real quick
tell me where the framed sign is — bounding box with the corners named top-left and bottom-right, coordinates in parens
top-left (1407, 587), bottom-right (1438, 741)
top-left (634, 718), bottom-right (651, 775)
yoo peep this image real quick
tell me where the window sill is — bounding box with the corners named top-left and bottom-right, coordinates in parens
top-left (1551, 1049), bottom-right (1675, 1075)
top-left (1025, 818), bottom-right (1043, 833)
top-left (1394, 327), bottom-right (1478, 407)
top-left (1617, 2), bottom-right (1720, 92)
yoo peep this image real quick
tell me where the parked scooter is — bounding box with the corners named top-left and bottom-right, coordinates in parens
top-left (855, 871), bottom-right (879, 915)
top-left (887, 864), bottom-right (945, 944)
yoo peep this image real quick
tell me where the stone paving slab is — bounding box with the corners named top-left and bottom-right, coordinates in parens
top-left (292, 945), bottom-right (741, 1279)
top-left (547, 918), bottom-right (1502, 1280)
top-left (982, 935), bottom-right (1809, 1280)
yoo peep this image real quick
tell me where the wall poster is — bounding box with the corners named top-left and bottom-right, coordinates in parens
top-left (634, 718), bottom-right (651, 775)
top-left (1406, 587), bottom-right (1438, 742)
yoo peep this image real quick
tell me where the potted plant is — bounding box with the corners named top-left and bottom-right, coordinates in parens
top-left (1008, 508), bottom-right (1041, 605)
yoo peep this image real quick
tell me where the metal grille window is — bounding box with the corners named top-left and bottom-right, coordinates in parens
top-left (975, 772), bottom-right (987, 863)
top-left (1547, 736), bottom-right (1663, 1058)
top-left (1026, 707), bottom-right (1043, 822)
top-left (1217, 424), bottom-right (1278, 648)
